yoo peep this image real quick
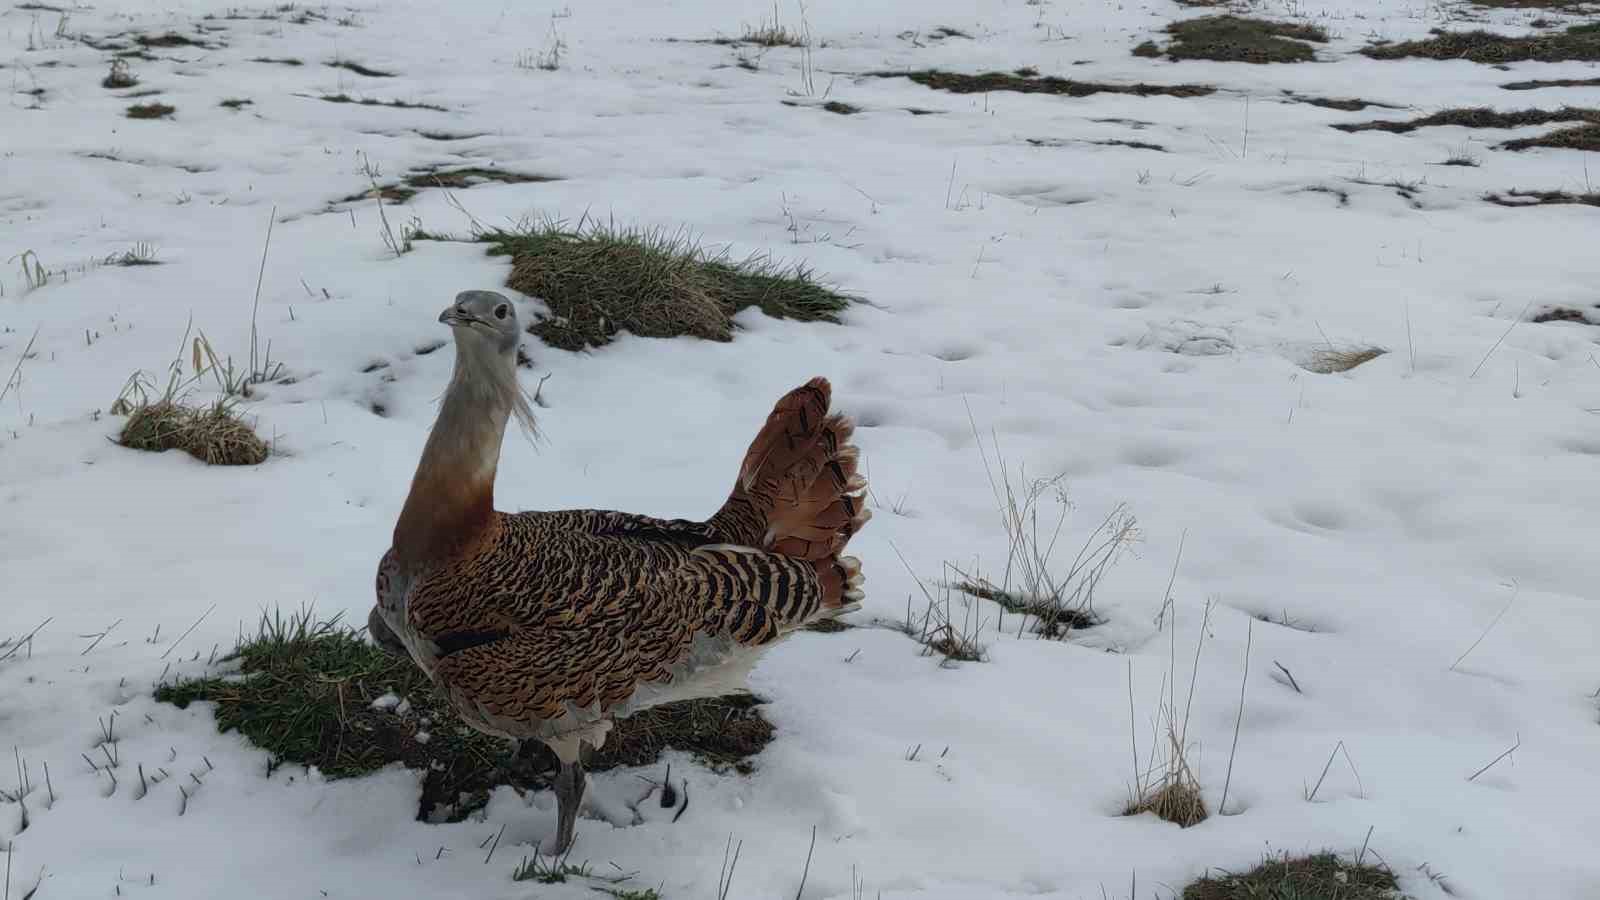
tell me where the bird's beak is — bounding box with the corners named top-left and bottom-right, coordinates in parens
top-left (439, 306), bottom-right (466, 326)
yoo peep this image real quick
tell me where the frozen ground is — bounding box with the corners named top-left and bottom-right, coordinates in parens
top-left (4, 0), bottom-right (1600, 897)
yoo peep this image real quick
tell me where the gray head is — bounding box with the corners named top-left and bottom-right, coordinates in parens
top-left (437, 290), bottom-right (538, 442)
top-left (440, 290), bottom-right (520, 357)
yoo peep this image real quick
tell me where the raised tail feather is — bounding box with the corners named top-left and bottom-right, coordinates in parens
top-left (708, 377), bottom-right (870, 611)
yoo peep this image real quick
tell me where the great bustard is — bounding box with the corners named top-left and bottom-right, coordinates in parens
top-left (369, 290), bottom-right (869, 855)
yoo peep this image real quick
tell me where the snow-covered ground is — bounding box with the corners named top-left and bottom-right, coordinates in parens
top-left (4, 0), bottom-right (1600, 896)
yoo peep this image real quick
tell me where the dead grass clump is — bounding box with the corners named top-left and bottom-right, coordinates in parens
top-left (118, 399), bottom-right (269, 466)
top-left (104, 242), bottom-right (160, 266)
top-left (476, 216), bottom-right (853, 351)
top-left (1486, 188), bottom-right (1600, 207)
top-left (1125, 777), bottom-right (1208, 828)
top-left (891, 564), bottom-right (989, 667)
top-left (102, 58), bottom-right (137, 89)
top-left (822, 100), bottom-right (860, 114)
top-left (882, 69), bottom-right (1216, 98)
top-left (1503, 76), bottom-right (1600, 90)
top-left (326, 59), bottom-right (395, 77)
top-left (1182, 852), bottom-right (1400, 900)
top-left (1284, 92), bottom-right (1404, 111)
top-left (405, 167), bottom-right (557, 190)
top-left (1304, 345), bottom-right (1388, 374)
top-left (1147, 15), bottom-right (1329, 63)
top-left (1363, 23), bottom-right (1600, 63)
top-left (126, 101), bottom-right (175, 119)
top-left (251, 56), bottom-right (304, 65)
top-left (1500, 122), bottom-right (1600, 150)
top-left (1470, 0), bottom-right (1596, 8)
top-left (157, 607), bottom-right (773, 822)
top-left (219, 97), bottom-right (253, 109)
top-left (1334, 105), bottom-right (1599, 133)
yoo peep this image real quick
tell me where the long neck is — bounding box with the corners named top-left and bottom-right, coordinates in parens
top-left (393, 344), bottom-right (514, 566)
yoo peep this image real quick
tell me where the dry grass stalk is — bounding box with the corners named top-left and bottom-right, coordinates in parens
top-left (1125, 601), bottom-right (1215, 828)
top-left (956, 404), bottom-right (1138, 638)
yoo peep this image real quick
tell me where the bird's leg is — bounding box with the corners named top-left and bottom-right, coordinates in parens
top-left (550, 758), bottom-right (586, 857)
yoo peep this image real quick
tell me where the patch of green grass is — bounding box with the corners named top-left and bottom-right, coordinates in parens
top-left (316, 93), bottom-right (446, 111)
top-left (1364, 22), bottom-right (1600, 63)
top-left (1470, 0), bottom-right (1596, 8)
top-left (1504, 76), bottom-right (1600, 90)
top-left (465, 217), bottom-right (853, 351)
top-left (1486, 188), bottom-right (1600, 207)
top-left (326, 59), bottom-right (395, 77)
top-left (1144, 15), bottom-right (1329, 63)
top-left (1182, 852), bottom-right (1403, 899)
top-left (512, 854), bottom-right (592, 884)
top-left (879, 69), bottom-right (1216, 98)
top-left (126, 101), bottom-right (175, 119)
top-left (1500, 122), bottom-right (1600, 150)
top-left (156, 608), bottom-right (777, 821)
top-left (117, 398), bottom-right (269, 465)
top-left (1334, 105), bottom-right (1599, 133)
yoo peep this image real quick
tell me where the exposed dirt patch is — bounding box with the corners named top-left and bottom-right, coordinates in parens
top-left (1363, 23), bottom-right (1600, 63)
top-left (327, 59), bottom-right (395, 77)
top-left (874, 69), bottom-right (1215, 98)
top-left (156, 616), bottom-right (778, 823)
top-left (1334, 106), bottom-right (1600, 133)
top-left (1141, 15), bottom-right (1329, 63)
top-left (1500, 122), bottom-right (1600, 150)
top-left (1486, 188), bottom-right (1600, 206)
top-left (1503, 77), bottom-right (1600, 90)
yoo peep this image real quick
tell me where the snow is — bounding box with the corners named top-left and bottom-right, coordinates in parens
top-left (3, 0), bottom-right (1600, 897)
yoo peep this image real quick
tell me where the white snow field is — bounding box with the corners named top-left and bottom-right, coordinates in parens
top-left (4, 0), bottom-right (1600, 896)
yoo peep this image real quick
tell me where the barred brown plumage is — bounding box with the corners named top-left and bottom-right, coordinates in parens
top-left (370, 289), bottom-right (869, 856)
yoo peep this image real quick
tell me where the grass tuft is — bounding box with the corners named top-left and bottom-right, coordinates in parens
top-left (1364, 23), bottom-right (1600, 63)
top-left (881, 69), bottom-right (1215, 98)
top-left (822, 100), bottom-right (860, 114)
top-left (512, 853), bottom-right (591, 883)
top-left (104, 241), bottom-right (160, 266)
top-left (1304, 346), bottom-right (1388, 374)
top-left (1144, 15), bottom-right (1329, 63)
top-left (1124, 777), bottom-right (1207, 828)
top-left (1503, 76), bottom-right (1600, 90)
top-left (156, 608), bottom-right (774, 821)
top-left (219, 97), bottom-right (253, 109)
top-left (136, 31), bottom-right (209, 48)
top-left (126, 101), bottom-right (175, 119)
top-left (1182, 852), bottom-right (1400, 899)
top-left (117, 398), bottom-right (269, 466)
top-left (463, 216), bottom-right (852, 351)
top-left (251, 56), bottom-right (303, 66)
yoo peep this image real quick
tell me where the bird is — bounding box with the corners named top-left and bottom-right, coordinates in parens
top-left (368, 289), bottom-right (869, 856)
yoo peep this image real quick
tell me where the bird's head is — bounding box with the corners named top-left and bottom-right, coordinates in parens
top-left (440, 289), bottom-right (520, 358)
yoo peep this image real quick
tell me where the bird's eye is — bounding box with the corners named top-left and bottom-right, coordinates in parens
top-left (494, 304), bottom-right (509, 320)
